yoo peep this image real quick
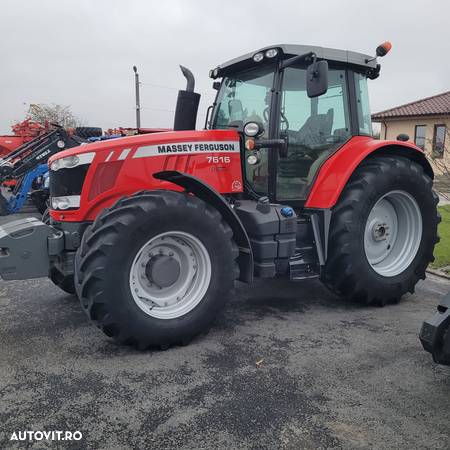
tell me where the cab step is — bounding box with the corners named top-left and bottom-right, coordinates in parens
top-left (289, 246), bottom-right (320, 281)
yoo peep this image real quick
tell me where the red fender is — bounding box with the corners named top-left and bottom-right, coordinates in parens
top-left (305, 136), bottom-right (431, 209)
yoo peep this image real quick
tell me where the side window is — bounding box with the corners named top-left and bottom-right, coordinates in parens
top-left (354, 73), bottom-right (372, 135)
top-left (414, 125), bottom-right (426, 150)
top-left (433, 124), bottom-right (446, 158)
top-left (277, 67), bottom-right (351, 200)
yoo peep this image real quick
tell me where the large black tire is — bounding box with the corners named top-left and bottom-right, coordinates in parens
top-left (0, 194), bottom-right (8, 216)
top-left (322, 156), bottom-right (439, 305)
top-left (74, 127), bottom-right (102, 138)
top-left (30, 190), bottom-right (48, 215)
top-left (43, 209), bottom-right (76, 295)
top-left (50, 267), bottom-right (76, 295)
top-left (75, 190), bottom-right (239, 349)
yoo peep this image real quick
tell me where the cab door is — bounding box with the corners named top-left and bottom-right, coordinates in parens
top-left (275, 66), bottom-right (352, 201)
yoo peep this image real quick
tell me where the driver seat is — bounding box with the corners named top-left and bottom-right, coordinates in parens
top-left (297, 108), bottom-right (334, 147)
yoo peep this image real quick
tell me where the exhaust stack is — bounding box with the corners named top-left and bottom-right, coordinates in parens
top-left (173, 65), bottom-right (201, 131)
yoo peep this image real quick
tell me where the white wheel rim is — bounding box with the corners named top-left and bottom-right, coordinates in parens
top-left (129, 231), bottom-right (211, 319)
top-left (364, 190), bottom-right (422, 277)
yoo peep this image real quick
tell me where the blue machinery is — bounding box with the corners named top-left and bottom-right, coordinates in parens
top-left (6, 164), bottom-right (48, 214)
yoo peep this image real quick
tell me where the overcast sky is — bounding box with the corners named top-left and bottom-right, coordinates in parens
top-left (1, 0), bottom-right (449, 134)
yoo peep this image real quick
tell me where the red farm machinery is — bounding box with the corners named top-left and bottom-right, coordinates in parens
top-left (0, 119), bottom-right (49, 158)
top-left (0, 42), bottom-right (441, 350)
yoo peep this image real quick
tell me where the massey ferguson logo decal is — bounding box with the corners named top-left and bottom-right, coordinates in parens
top-left (232, 180), bottom-right (242, 191)
top-left (133, 141), bottom-right (239, 159)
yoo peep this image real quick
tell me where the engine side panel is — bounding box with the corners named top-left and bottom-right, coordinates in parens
top-left (305, 136), bottom-right (431, 209)
top-left (49, 130), bottom-right (243, 222)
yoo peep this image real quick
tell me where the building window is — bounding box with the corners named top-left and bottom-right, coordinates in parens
top-left (414, 125), bottom-right (426, 150)
top-left (433, 124), bottom-right (446, 158)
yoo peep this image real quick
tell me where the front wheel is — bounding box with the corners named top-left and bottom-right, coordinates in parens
top-left (322, 156), bottom-right (440, 305)
top-left (75, 191), bottom-right (239, 349)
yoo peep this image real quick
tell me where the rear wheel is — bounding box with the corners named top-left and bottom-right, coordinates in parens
top-left (75, 190), bottom-right (239, 349)
top-left (322, 156), bottom-right (439, 305)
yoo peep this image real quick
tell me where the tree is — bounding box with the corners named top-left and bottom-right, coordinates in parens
top-left (26, 103), bottom-right (83, 128)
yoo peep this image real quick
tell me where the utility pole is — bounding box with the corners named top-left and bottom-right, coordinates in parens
top-left (133, 66), bottom-right (141, 128)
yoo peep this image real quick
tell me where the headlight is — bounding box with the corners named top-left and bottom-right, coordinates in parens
top-left (50, 152), bottom-right (95, 171)
top-left (247, 153), bottom-right (260, 165)
top-left (244, 121), bottom-right (264, 137)
top-left (210, 67), bottom-right (220, 79)
top-left (51, 195), bottom-right (80, 210)
top-left (253, 52), bottom-right (264, 62)
top-left (265, 48), bottom-right (278, 58)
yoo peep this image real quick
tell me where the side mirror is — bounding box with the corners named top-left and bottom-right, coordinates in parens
top-left (306, 60), bottom-right (328, 98)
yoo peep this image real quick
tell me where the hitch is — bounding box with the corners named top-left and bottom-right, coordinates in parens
top-left (0, 217), bottom-right (63, 280)
top-left (420, 291), bottom-right (450, 365)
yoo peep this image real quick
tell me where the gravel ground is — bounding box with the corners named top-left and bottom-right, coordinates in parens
top-left (0, 267), bottom-right (449, 449)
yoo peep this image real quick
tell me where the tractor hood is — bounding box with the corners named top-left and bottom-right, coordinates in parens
top-left (48, 128), bottom-right (243, 223)
top-left (49, 129), bottom-right (240, 164)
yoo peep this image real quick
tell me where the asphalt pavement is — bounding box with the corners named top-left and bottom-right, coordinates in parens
top-left (0, 268), bottom-right (449, 449)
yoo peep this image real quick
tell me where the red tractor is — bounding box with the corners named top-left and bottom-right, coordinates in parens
top-left (0, 43), bottom-right (440, 349)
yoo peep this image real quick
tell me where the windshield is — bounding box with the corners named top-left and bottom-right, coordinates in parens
top-left (211, 66), bottom-right (274, 137)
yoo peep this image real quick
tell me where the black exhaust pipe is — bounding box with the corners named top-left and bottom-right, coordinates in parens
top-left (173, 65), bottom-right (201, 131)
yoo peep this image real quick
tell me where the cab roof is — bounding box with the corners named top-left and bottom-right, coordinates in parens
top-left (216, 44), bottom-right (377, 76)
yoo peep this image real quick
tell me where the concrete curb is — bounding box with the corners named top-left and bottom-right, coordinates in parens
top-left (426, 267), bottom-right (450, 280)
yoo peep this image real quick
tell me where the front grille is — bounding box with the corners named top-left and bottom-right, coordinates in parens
top-left (49, 165), bottom-right (89, 197)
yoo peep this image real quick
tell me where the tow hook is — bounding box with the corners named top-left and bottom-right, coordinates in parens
top-left (0, 217), bottom-right (63, 280)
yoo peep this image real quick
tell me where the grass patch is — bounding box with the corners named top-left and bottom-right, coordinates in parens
top-left (431, 205), bottom-right (450, 269)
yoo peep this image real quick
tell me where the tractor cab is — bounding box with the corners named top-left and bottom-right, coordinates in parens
top-left (209, 44), bottom-right (380, 202)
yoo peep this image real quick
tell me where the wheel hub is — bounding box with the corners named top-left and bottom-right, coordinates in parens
top-left (129, 231), bottom-right (212, 319)
top-left (372, 222), bottom-right (389, 241)
top-left (364, 190), bottom-right (422, 277)
top-left (145, 254), bottom-right (180, 288)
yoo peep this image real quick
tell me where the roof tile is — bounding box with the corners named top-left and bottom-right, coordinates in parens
top-left (372, 90), bottom-right (450, 120)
